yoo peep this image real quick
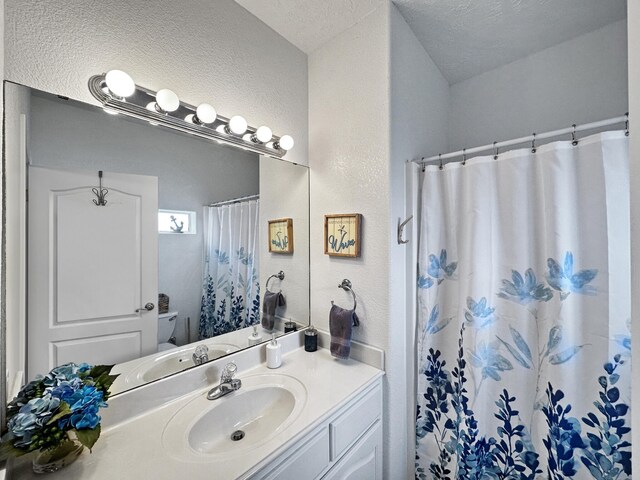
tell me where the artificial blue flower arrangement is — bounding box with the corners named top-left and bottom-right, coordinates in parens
top-left (1, 363), bottom-right (118, 469)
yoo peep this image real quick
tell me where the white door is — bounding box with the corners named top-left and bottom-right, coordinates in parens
top-left (28, 166), bottom-right (158, 378)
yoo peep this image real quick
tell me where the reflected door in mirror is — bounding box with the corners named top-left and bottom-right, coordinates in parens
top-left (27, 167), bottom-right (159, 378)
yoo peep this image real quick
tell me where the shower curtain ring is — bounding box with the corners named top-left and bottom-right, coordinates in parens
top-left (439, 154), bottom-right (443, 170)
top-left (462, 148), bottom-right (467, 166)
top-left (531, 133), bottom-right (537, 153)
top-left (421, 157), bottom-right (426, 172)
top-left (571, 124), bottom-right (578, 146)
top-left (625, 112), bottom-right (630, 137)
top-left (493, 142), bottom-right (499, 160)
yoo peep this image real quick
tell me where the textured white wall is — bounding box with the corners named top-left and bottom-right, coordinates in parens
top-left (390, 5), bottom-right (450, 477)
top-left (309, 6), bottom-right (390, 346)
top-left (449, 20), bottom-right (628, 151)
top-left (628, 0), bottom-right (640, 474)
top-left (28, 93), bottom-right (259, 346)
top-left (308, 3), bottom-right (450, 476)
top-left (4, 0), bottom-right (308, 166)
top-left (309, 3), bottom-right (394, 475)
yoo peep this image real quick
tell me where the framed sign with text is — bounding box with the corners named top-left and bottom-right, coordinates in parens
top-left (268, 218), bottom-right (294, 253)
top-left (324, 214), bottom-right (362, 257)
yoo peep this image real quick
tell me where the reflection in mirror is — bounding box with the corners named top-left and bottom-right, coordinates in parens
top-left (4, 82), bottom-right (309, 396)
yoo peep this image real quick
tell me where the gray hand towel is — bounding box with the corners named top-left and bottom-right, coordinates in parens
top-left (262, 289), bottom-right (285, 331)
top-left (329, 304), bottom-right (359, 360)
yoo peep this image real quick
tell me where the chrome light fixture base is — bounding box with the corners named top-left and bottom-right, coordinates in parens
top-left (88, 74), bottom-right (289, 159)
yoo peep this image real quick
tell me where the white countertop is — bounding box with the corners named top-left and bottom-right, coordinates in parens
top-left (9, 347), bottom-right (383, 480)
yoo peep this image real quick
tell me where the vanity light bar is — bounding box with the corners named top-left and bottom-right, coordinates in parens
top-left (88, 71), bottom-right (294, 159)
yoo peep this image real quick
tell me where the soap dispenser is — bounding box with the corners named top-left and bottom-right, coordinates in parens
top-left (248, 325), bottom-right (263, 346)
top-left (266, 333), bottom-right (282, 369)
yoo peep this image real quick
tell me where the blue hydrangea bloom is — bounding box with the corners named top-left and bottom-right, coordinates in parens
top-left (46, 377), bottom-right (84, 401)
top-left (65, 404), bottom-right (101, 430)
top-left (8, 394), bottom-right (61, 447)
top-left (498, 268), bottom-right (553, 305)
top-left (546, 252), bottom-right (597, 299)
top-left (67, 386), bottom-right (106, 412)
top-left (57, 386), bottom-right (106, 430)
top-left (42, 362), bottom-right (91, 387)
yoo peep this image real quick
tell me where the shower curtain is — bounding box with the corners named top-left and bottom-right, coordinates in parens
top-left (199, 199), bottom-right (260, 339)
top-left (415, 131), bottom-right (631, 479)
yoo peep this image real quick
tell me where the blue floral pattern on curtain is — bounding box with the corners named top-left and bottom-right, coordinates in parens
top-left (415, 132), bottom-right (631, 480)
top-left (199, 200), bottom-right (260, 339)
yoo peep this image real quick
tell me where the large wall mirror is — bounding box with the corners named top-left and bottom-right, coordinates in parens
top-left (3, 81), bottom-right (310, 397)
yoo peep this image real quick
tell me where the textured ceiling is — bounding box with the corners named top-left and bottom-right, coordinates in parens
top-left (234, 0), bottom-right (385, 54)
top-left (393, 0), bottom-right (628, 84)
top-left (235, 0), bottom-right (627, 84)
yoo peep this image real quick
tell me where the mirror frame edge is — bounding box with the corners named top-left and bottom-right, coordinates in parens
top-left (1, 80), bottom-right (6, 433)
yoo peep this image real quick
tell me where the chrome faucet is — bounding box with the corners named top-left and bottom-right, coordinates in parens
top-left (207, 362), bottom-right (242, 400)
top-left (192, 345), bottom-right (209, 366)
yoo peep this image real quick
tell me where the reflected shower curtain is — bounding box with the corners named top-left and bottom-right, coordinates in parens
top-left (199, 199), bottom-right (260, 339)
top-left (415, 132), bottom-right (631, 479)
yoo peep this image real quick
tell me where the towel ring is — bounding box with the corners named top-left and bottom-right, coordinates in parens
top-left (331, 279), bottom-right (359, 326)
top-left (266, 271), bottom-right (284, 291)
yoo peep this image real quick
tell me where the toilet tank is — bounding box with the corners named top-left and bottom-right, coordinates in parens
top-left (158, 311), bottom-right (178, 343)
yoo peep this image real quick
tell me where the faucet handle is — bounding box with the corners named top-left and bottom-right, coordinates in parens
top-left (221, 362), bottom-right (238, 382)
top-left (194, 345), bottom-right (209, 356)
top-left (192, 345), bottom-right (209, 365)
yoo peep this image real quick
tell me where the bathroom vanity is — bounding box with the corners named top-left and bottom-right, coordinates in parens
top-left (8, 342), bottom-right (384, 479)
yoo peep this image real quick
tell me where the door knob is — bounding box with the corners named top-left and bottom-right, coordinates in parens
top-left (136, 302), bottom-right (155, 313)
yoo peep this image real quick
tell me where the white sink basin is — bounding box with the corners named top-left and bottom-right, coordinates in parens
top-left (162, 374), bottom-right (307, 461)
top-left (113, 343), bottom-right (240, 390)
top-left (139, 343), bottom-right (240, 382)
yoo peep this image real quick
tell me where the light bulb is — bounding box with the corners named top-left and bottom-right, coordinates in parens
top-left (195, 103), bottom-right (217, 124)
top-left (277, 135), bottom-right (294, 151)
top-left (155, 89), bottom-right (180, 113)
top-left (254, 126), bottom-right (272, 143)
top-left (105, 70), bottom-right (135, 98)
top-left (228, 115), bottom-right (248, 135)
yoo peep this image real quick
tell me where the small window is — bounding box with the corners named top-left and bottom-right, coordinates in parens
top-left (158, 209), bottom-right (196, 234)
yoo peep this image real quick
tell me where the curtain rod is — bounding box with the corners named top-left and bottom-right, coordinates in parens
top-left (415, 114), bottom-right (629, 166)
top-left (209, 194), bottom-right (259, 207)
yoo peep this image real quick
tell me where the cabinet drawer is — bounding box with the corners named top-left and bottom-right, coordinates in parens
top-left (261, 427), bottom-right (330, 480)
top-left (329, 384), bottom-right (382, 461)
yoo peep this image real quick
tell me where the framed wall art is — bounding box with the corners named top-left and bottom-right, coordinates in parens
top-left (268, 218), bottom-right (293, 253)
top-left (324, 213), bottom-right (362, 257)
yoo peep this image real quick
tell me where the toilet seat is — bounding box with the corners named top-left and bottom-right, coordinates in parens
top-left (158, 342), bottom-right (178, 352)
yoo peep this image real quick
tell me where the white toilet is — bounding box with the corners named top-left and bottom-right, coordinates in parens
top-left (158, 311), bottom-right (179, 352)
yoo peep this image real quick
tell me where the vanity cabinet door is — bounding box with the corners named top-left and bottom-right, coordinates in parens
top-left (322, 421), bottom-right (382, 480)
top-left (329, 383), bottom-right (382, 460)
top-left (258, 427), bottom-right (330, 480)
